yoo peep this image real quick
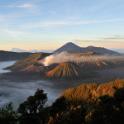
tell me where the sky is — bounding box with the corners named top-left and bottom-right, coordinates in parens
top-left (0, 0), bottom-right (124, 51)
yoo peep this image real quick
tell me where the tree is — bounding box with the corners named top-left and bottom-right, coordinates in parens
top-left (0, 103), bottom-right (17, 124)
top-left (18, 89), bottom-right (47, 124)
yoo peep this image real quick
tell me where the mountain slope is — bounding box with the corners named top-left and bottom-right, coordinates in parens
top-left (62, 79), bottom-right (124, 102)
top-left (46, 62), bottom-right (80, 78)
top-left (54, 42), bottom-right (120, 55)
top-left (54, 42), bottom-right (82, 53)
top-left (9, 53), bottom-right (50, 72)
top-left (83, 46), bottom-right (120, 55)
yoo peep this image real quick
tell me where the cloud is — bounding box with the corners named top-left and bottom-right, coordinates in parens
top-left (21, 18), bottom-right (124, 29)
top-left (0, 13), bottom-right (25, 22)
top-left (103, 35), bottom-right (124, 40)
top-left (4, 29), bottom-right (24, 38)
top-left (15, 3), bottom-right (33, 9)
top-left (0, 3), bottom-right (34, 9)
top-left (76, 35), bottom-right (124, 42)
top-left (0, 15), bottom-right (5, 21)
top-left (0, 28), bottom-right (29, 38)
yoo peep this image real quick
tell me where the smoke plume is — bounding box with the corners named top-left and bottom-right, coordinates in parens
top-left (39, 52), bottom-right (124, 66)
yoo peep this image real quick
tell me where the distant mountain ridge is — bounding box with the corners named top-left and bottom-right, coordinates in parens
top-left (0, 50), bottom-right (32, 61)
top-left (54, 42), bottom-right (120, 55)
top-left (11, 48), bottom-right (52, 53)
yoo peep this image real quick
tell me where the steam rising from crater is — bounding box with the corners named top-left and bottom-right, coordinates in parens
top-left (40, 52), bottom-right (124, 66)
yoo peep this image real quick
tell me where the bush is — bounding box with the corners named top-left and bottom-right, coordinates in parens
top-left (18, 89), bottom-right (47, 124)
top-left (0, 103), bottom-right (17, 124)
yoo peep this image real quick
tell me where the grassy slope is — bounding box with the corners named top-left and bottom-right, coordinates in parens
top-left (62, 79), bottom-right (124, 102)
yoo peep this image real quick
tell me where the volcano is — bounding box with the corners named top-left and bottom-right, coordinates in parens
top-left (54, 42), bottom-right (82, 53)
top-left (46, 62), bottom-right (80, 78)
top-left (54, 42), bottom-right (120, 55)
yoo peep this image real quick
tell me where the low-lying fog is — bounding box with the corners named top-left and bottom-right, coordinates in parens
top-left (0, 61), bottom-right (61, 109)
top-left (0, 61), bottom-right (15, 73)
top-left (0, 59), bottom-right (124, 109)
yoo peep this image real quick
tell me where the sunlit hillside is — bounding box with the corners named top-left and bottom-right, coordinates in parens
top-left (62, 79), bottom-right (124, 102)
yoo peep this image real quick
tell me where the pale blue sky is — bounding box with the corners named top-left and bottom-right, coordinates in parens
top-left (0, 0), bottom-right (124, 50)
